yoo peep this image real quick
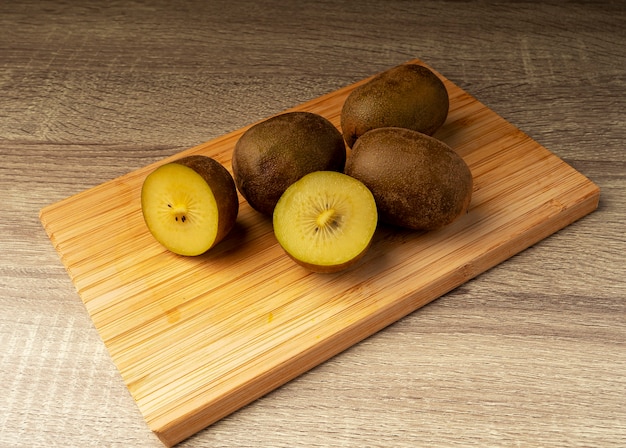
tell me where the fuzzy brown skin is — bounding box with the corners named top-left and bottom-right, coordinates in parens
top-left (341, 63), bottom-right (449, 148)
top-left (345, 127), bottom-right (473, 231)
top-left (174, 155), bottom-right (239, 247)
top-left (232, 111), bottom-right (346, 216)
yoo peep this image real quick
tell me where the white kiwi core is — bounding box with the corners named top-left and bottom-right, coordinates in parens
top-left (141, 163), bottom-right (219, 256)
top-left (273, 171), bottom-right (377, 271)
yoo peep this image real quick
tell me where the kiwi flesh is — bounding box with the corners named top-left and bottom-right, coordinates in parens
top-left (141, 155), bottom-right (239, 256)
top-left (341, 63), bottom-right (449, 148)
top-left (232, 111), bottom-right (346, 216)
top-left (273, 171), bottom-right (378, 273)
top-left (344, 127), bottom-right (472, 231)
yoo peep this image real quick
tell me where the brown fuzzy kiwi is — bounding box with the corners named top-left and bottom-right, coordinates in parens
top-left (344, 127), bottom-right (472, 231)
top-left (232, 111), bottom-right (346, 216)
top-left (341, 63), bottom-right (449, 148)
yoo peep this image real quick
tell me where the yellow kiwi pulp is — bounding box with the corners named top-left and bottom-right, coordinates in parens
top-left (141, 156), bottom-right (239, 256)
top-left (273, 171), bottom-right (378, 273)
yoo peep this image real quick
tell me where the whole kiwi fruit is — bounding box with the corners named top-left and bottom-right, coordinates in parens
top-left (232, 111), bottom-right (346, 215)
top-left (341, 63), bottom-right (449, 148)
top-left (344, 127), bottom-right (472, 231)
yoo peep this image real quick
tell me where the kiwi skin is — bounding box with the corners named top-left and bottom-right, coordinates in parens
top-left (232, 111), bottom-right (346, 216)
top-left (344, 127), bottom-right (473, 231)
top-left (341, 63), bottom-right (449, 148)
top-left (173, 155), bottom-right (239, 246)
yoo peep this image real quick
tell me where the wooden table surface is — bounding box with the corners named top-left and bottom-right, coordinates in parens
top-left (2, 1), bottom-right (624, 447)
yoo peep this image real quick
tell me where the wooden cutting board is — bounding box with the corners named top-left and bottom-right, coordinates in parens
top-left (40, 59), bottom-right (600, 447)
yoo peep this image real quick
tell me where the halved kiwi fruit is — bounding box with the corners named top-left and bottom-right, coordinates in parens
top-left (141, 155), bottom-right (239, 256)
top-left (273, 171), bottom-right (378, 273)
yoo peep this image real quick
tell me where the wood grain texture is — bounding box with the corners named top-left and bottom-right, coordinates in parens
top-left (39, 59), bottom-right (600, 446)
top-left (2, 1), bottom-right (625, 447)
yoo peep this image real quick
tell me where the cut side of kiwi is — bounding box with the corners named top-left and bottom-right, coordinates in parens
top-left (273, 171), bottom-right (378, 273)
top-left (141, 156), bottom-right (238, 256)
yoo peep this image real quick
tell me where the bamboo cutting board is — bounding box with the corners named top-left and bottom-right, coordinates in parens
top-left (40, 60), bottom-right (600, 447)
